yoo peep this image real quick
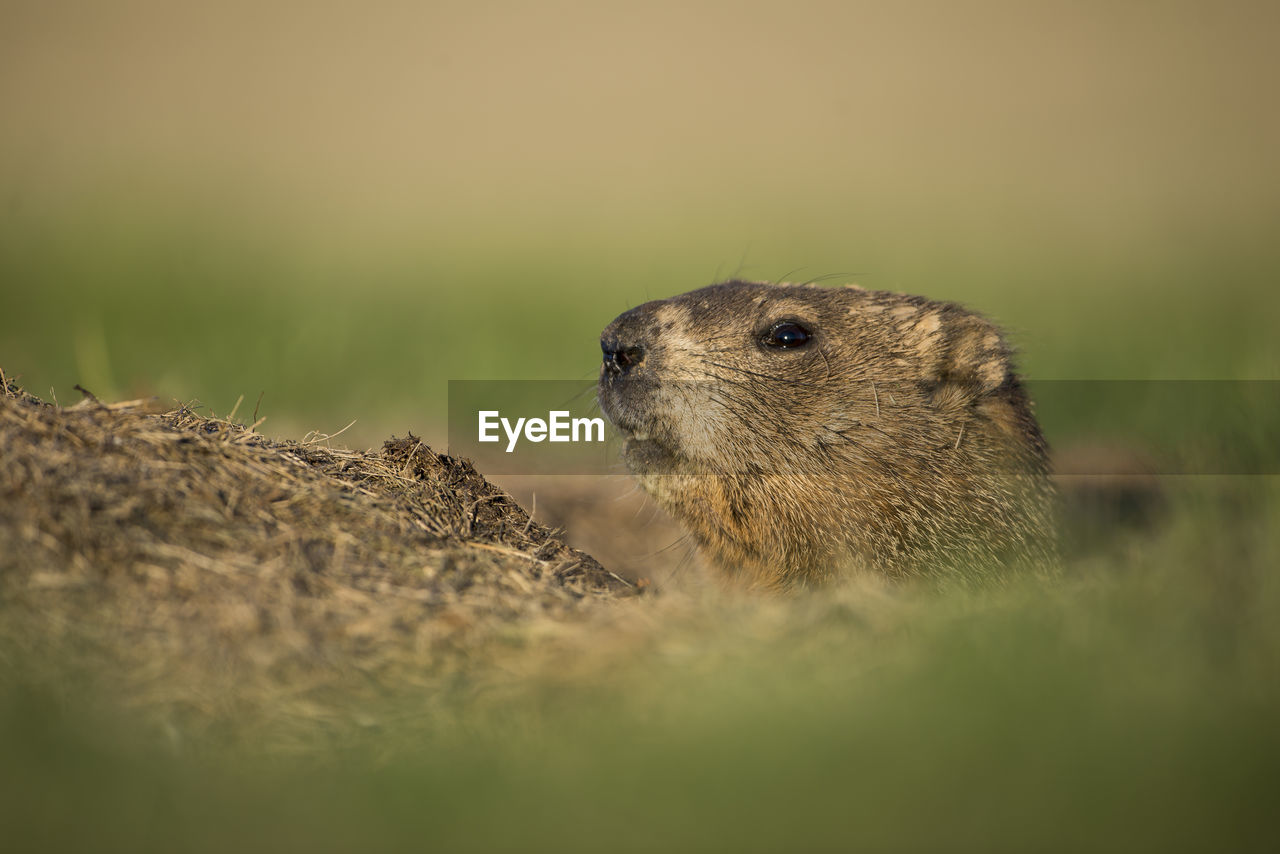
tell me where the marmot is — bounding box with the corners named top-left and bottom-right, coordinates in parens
top-left (597, 280), bottom-right (1057, 589)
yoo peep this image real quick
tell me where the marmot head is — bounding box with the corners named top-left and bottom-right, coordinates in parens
top-left (596, 280), bottom-right (1055, 587)
top-left (598, 280), bottom-right (1038, 480)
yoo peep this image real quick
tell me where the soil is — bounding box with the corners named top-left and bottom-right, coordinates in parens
top-left (0, 372), bottom-right (636, 742)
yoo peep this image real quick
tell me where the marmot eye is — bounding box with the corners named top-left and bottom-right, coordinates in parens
top-left (762, 320), bottom-right (811, 349)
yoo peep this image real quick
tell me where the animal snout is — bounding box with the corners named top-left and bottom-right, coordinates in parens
top-left (601, 339), bottom-right (645, 377)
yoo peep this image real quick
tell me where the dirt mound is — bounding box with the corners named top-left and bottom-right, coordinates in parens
top-left (0, 372), bottom-right (634, 742)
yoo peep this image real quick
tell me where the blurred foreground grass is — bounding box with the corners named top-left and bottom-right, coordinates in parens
top-left (3, 477), bottom-right (1277, 853)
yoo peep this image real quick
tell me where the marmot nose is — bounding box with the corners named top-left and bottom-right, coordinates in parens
top-left (601, 339), bottom-right (645, 377)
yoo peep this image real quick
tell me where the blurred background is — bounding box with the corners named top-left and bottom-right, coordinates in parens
top-left (3, 0), bottom-right (1277, 451)
top-left (4, 5), bottom-right (1280, 851)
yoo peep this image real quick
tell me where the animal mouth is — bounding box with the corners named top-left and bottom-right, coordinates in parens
top-left (597, 387), bottom-right (650, 440)
top-left (612, 421), bottom-right (665, 453)
top-left (598, 379), bottom-right (685, 470)
top-left (621, 434), bottom-right (682, 475)
top-left (600, 406), bottom-right (682, 471)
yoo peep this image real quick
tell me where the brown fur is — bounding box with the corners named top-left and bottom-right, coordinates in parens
top-left (597, 281), bottom-right (1057, 589)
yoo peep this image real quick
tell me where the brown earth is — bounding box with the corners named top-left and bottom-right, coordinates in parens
top-left (0, 371), bottom-right (638, 746)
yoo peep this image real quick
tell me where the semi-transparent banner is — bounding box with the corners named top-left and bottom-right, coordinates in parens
top-left (447, 380), bottom-right (1279, 476)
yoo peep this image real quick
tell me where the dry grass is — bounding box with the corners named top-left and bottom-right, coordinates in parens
top-left (0, 372), bottom-right (635, 749)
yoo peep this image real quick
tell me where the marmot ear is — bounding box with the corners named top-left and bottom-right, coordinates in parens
top-left (907, 307), bottom-right (1011, 406)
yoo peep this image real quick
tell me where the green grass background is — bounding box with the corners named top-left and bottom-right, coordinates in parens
top-left (2, 2), bottom-right (1278, 850)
